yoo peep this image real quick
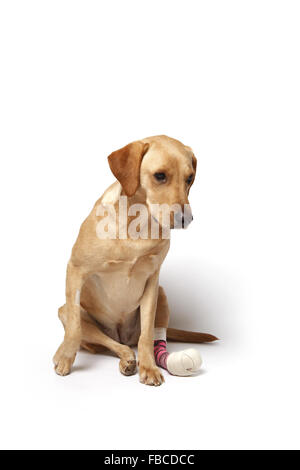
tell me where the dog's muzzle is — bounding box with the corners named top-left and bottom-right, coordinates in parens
top-left (174, 211), bottom-right (193, 229)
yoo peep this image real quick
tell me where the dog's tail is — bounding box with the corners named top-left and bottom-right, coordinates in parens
top-left (167, 328), bottom-right (218, 343)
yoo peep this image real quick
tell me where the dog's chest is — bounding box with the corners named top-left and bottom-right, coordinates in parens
top-left (84, 253), bottom-right (162, 326)
top-left (102, 251), bottom-right (161, 277)
top-left (91, 237), bottom-right (170, 279)
top-left (96, 252), bottom-right (161, 306)
top-left (80, 239), bottom-right (170, 327)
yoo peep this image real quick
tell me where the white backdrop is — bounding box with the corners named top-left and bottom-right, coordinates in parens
top-left (1, 1), bottom-right (300, 450)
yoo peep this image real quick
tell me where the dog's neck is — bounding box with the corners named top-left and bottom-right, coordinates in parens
top-left (118, 186), bottom-right (153, 239)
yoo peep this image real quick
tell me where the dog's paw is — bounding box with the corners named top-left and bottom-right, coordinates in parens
top-left (139, 365), bottom-right (164, 386)
top-left (53, 349), bottom-right (75, 376)
top-left (119, 358), bottom-right (137, 376)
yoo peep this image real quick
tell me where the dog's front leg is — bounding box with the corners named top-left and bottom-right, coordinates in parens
top-left (138, 270), bottom-right (164, 386)
top-left (53, 262), bottom-right (85, 376)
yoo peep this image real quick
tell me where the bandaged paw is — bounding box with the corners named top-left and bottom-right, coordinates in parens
top-left (166, 348), bottom-right (202, 376)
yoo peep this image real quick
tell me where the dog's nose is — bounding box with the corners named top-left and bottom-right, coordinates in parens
top-left (174, 212), bottom-right (193, 228)
top-left (174, 212), bottom-right (184, 228)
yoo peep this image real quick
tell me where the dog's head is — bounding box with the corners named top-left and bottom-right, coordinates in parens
top-left (108, 135), bottom-right (197, 229)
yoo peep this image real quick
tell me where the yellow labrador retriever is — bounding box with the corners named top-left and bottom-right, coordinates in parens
top-left (53, 135), bottom-right (217, 386)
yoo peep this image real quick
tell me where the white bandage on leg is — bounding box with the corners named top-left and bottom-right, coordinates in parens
top-left (167, 348), bottom-right (202, 376)
top-left (154, 327), bottom-right (167, 341)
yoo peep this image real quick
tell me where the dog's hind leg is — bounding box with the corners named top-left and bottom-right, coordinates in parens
top-left (56, 304), bottom-right (136, 375)
top-left (80, 311), bottom-right (137, 376)
top-left (80, 341), bottom-right (106, 354)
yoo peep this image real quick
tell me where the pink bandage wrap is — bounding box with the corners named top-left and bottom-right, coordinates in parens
top-left (154, 340), bottom-right (169, 371)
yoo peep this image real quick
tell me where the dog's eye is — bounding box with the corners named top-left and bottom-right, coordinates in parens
top-left (154, 172), bottom-right (167, 182)
top-left (186, 174), bottom-right (194, 185)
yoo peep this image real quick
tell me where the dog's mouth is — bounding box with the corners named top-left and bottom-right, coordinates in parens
top-left (150, 214), bottom-right (182, 230)
top-left (149, 204), bottom-right (193, 230)
top-left (151, 214), bottom-right (172, 230)
top-left (151, 214), bottom-right (171, 229)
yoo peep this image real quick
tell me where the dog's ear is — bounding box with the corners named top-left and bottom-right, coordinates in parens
top-left (192, 154), bottom-right (197, 174)
top-left (108, 141), bottom-right (149, 197)
top-left (186, 146), bottom-right (197, 177)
